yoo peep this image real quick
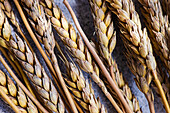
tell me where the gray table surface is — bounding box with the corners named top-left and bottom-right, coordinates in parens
top-left (0, 0), bottom-right (166, 113)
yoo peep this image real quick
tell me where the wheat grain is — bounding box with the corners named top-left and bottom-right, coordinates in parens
top-left (0, 70), bottom-right (38, 113)
top-left (89, 0), bottom-right (142, 112)
top-left (0, 8), bottom-right (65, 112)
top-left (38, 0), bottom-right (121, 111)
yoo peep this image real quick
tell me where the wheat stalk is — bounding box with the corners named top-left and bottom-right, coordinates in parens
top-left (152, 64), bottom-right (170, 105)
top-left (0, 70), bottom-right (38, 113)
top-left (106, 0), bottom-right (170, 112)
top-left (89, 0), bottom-right (142, 112)
top-left (138, 0), bottom-right (170, 76)
top-left (0, 9), bottom-right (65, 112)
top-left (38, 0), bottom-right (123, 112)
top-left (161, 0), bottom-right (170, 20)
top-left (20, 1), bottom-right (78, 112)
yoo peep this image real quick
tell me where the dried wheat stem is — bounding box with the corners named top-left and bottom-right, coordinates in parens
top-left (63, 0), bottom-right (132, 112)
top-left (0, 87), bottom-right (20, 113)
top-left (20, 0), bottom-right (78, 112)
top-left (89, 0), bottom-right (142, 112)
top-left (0, 70), bottom-right (38, 113)
top-left (152, 64), bottom-right (170, 105)
top-left (40, 0), bottom-right (122, 112)
top-left (0, 54), bottom-right (48, 113)
top-left (106, 0), bottom-right (169, 112)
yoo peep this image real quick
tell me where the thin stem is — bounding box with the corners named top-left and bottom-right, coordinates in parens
top-left (152, 70), bottom-right (170, 112)
top-left (0, 88), bottom-right (20, 113)
top-left (145, 94), bottom-right (155, 113)
top-left (13, 0), bottom-right (77, 112)
top-left (0, 47), bottom-right (36, 97)
top-left (0, 47), bottom-right (21, 78)
top-left (0, 54), bottom-right (49, 113)
top-left (63, 0), bottom-right (132, 113)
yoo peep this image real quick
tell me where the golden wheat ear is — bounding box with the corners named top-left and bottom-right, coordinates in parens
top-left (106, 0), bottom-right (170, 112)
top-left (89, 0), bottom-right (142, 112)
top-left (0, 70), bottom-right (38, 113)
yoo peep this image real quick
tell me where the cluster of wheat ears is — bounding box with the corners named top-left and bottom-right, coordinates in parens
top-left (0, 0), bottom-right (169, 113)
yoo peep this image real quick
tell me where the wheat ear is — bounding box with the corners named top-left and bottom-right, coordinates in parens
top-left (138, 0), bottom-right (170, 108)
top-left (0, 54), bottom-right (48, 112)
top-left (0, 70), bottom-right (38, 113)
top-left (89, 0), bottom-right (142, 112)
top-left (0, 10), bottom-right (65, 112)
top-left (106, 0), bottom-right (169, 112)
top-left (11, 34), bottom-right (65, 112)
top-left (0, 5), bottom-right (36, 97)
top-left (20, 1), bottom-right (78, 112)
top-left (62, 56), bottom-right (107, 112)
top-left (39, 0), bottom-right (122, 112)
top-left (138, 0), bottom-right (170, 76)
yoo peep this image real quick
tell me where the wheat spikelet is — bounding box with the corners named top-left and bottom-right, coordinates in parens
top-left (89, 0), bottom-right (141, 112)
top-left (138, 0), bottom-right (170, 76)
top-left (38, 0), bottom-right (120, 110)
top-left (0, 70), bottom-right (38, 113)
top-left (0, 8), bottom-right (65, 112)
top-left (161, 0), bottom-right (170, 20)
top-left (63, 60), bottom-right (107, 113)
